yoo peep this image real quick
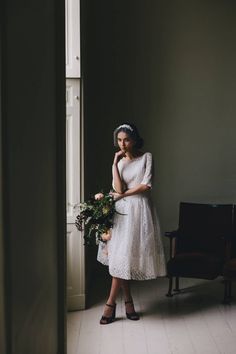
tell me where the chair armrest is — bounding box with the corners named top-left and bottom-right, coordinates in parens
top-left (165, 230), bottom-right (179, 238)
top-left (165, 230), bottom-right (179, 258)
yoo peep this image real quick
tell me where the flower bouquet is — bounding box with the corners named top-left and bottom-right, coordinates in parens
top-left (75, 192), bottom-right (117, 245)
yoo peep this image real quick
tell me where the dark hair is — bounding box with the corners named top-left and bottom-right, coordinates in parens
top-left (113, 123), bottom-right (144, 149)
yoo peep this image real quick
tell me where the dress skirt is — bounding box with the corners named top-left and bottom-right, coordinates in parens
top-left (97, 192), bottom-right (167, 280)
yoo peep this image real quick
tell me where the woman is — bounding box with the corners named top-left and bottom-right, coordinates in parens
top-left (97, 123), bottom-right (166, 324)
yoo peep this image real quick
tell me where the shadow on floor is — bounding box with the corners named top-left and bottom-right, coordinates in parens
top-left (87, 265), bottom-right (236, 318)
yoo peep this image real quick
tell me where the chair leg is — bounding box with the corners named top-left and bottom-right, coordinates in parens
top-left (223, 279), bottom-right (229, 304)
top-left (228, 280), bottom-right (232, 300)
top-left (166, 276), bottom-right (173, 297)
top-left (173, 277), bottom-right (180, 292)
top-left (223, 279), bottom-right (232, 304)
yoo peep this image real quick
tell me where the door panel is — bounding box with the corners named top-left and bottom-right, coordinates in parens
top-left (66, 78), bottom-right (85, 310)
top-left (67, 224), bottom-right (85, 310)
top-left (65, 0), bottom-right (80, 77)
top-left (66, 79), bottom-right (80, 223)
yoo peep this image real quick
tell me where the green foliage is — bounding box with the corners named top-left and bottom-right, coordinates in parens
top-left (75, 193), bottom-right (117, 245)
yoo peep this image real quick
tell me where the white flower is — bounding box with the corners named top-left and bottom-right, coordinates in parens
top-left (85, 216), bottom-right (92, 224)
top-left (94, 193), bottom-right (104, 200)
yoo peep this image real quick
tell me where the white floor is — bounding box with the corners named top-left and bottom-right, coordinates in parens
top-left (67, 273), bottom-right (236, 354)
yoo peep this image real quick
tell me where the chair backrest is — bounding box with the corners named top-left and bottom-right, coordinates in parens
top-left (232, 206), bottom-right (236, 257)
top-left (176, 202), bottom-right (234, 257)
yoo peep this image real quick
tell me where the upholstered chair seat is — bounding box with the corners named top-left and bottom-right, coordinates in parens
top-left (167, 252), bottom-right (224, 280)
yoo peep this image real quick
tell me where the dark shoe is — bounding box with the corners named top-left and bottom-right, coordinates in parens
top-left (125, 300), bottom-right (140, 320)
top-left (100, 303), bottom-right (116, 325)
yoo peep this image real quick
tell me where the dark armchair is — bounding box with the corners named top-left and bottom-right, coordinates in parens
top-left (223, 206), bottom-right (236, 303)
top-left (165, 202), bottom-right (234, 297)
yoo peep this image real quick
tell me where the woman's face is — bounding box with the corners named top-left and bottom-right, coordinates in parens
top-left (117, 131), bottom-right (135, 153)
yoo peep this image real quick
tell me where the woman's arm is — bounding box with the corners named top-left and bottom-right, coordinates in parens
top-left (122, 184), bottom-right (150, 196)
top-left (111, 152), bottom-right (153, 200)
top-left (112, 151), bottom-right (125, 194)
top-left (110, 184), bottom-right (150, 200)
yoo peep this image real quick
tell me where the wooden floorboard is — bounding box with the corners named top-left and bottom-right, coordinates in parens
top-left (67, 272), bottom-right (236, 354)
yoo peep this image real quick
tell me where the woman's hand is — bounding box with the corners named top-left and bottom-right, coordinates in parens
top-left (109, 191), bottom-right (123, 201)
top-left (112, 151), bottom-right (125, 194)
top-left (113, 150), bottom-right (125, 165)
top-left (101, 229), bottom-right (112, 241)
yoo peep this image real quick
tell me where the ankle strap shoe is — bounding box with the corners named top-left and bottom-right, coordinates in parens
top-left (125, 300), bottom-right (140, 321)
top-left (100, 303), bottom-right (116, 325)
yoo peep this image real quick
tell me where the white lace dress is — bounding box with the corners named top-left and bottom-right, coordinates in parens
top-left (97, 152), bottom-right (167, 280)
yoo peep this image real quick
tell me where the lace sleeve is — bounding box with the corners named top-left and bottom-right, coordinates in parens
top-left (140, 153), bottom-right (153, 188)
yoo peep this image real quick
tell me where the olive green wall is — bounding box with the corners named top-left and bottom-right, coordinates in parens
top-left (82, 0), bottom-right (236, 273)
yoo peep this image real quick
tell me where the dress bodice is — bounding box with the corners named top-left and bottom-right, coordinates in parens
top-left (112, 152), bottom-right (153, 190)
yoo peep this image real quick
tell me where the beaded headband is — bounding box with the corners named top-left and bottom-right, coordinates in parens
top-left (116, 124), bottom-right (133, 132)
